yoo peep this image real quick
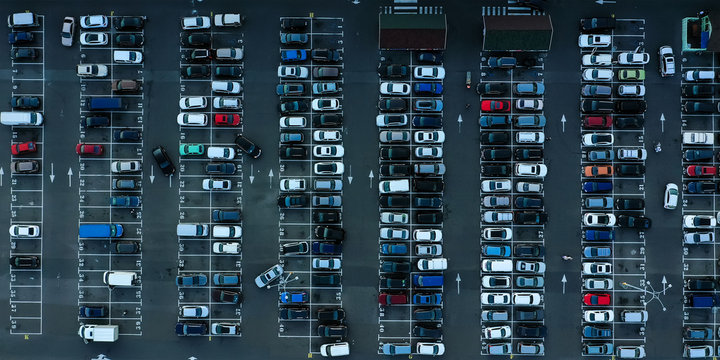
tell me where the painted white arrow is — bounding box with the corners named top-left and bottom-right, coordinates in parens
top-left (368, 170), bottom-right (374, 189)
top-left (456, 273), bottom-right (461, 294)
top-left (561, 274), bottom-right (567, 294)
top-left (149, 166), bottom-right (155, 184)
top-left (268, 169), bottom-right (274, 189)
top-left (457, 114), bottom-right (463, 134)
top-left (67, 168), bottom-right (73, 187)
top-left (561, 114), bottom-right (566, 133)
top-left (596, 0), bottom-right (616, 4)
top-left (347, 165), bottom-right (353, 184)
top-left (49, 163), bottom-right (55, 183)
top-left (662, 276), bottom-right (668, 295)
top-left (0, 167), bottom-right (4, 186)
top-left (660, 113), bottom-right (665, 133)
top-left (249, 163), bottom-right (255, 184)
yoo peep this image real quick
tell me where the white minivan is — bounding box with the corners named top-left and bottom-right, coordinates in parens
top-left (177, 223), bottom-right (209, 237)
top-left (0, 112), bottom-right (43, 126)
top-left (320, 342), bottom-right (350, 357)
top-left (103, 271), bottom-right (138, 287)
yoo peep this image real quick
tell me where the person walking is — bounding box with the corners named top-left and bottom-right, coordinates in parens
top-left (562, 255), bottom-right (573, 261)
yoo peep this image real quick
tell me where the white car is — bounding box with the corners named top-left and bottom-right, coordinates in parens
top-left (482, 276), bottom-right (511, 289)
top-left (683, 215), bottom-right (716, 228)
top-left (578, 34), bottom-right (611, 47)
top-left (313, 130), bottom-right (341, 142)
top-left (380, 82), bottom-right (410, 95)
top-left (414, 131), bottom-right (445, 144)
top-left (684, 232), bottom-right (714, 245)
top-left (181, 16), bottom-right (211, 30)
top-left (584, 310), bottom-right (614, 323)
top-left (517, 182), bottom-right (543, 193)
top-left (212, 81), bottom-right (243, 94)
top-left (280, 179), bottom-right (306, 191)
top-left (380, 228), bottom-right (409, 240)
top-left (583, 262), bottom-right (612, 275)
top-left (617, 346), bottom-right (646, 359)
top-left (516, 132), bottom-right (545, 144)
top-left (617, 52), bottom-right (649, 65)
top-left (664, 183), bottom-right (679, 210)
top-left (312, 98), bottom-right (341, 111)
top-left (659, 45), bottom-right (675, 77)
top-left (582, 68), bottom-right (613, 81)
top-left (76, 64), bottom-right (108, 77)
top-left (482, 259), bottom-right (513, 273)
top-left (617, 148), bottom-right (647, 160)
top-left (177, 113), bottom-right (208, 126)
top-left (313, 145), bottom-right (344, 158)
top-left (80, 15), bottom-right (108, 29)
top-left (207, 146), bottom-right (235, 160)
top-left (484, 326), bottom-right (511, 339)
top-left (312, 258), bottom-right (341, 270)
top-left (213, 97), bottom-right (241, 109)
top-left (314, 162), bottom-right (344, 175)
top-left (278, 65), bottom-right (309, 79)
top-left (513, 292), bottom-right (543, 305)
top-left (8, 224), bottom-right (40, 237)
top-left (483, 211), bottom-right (513, 223)
top-left (583, 133), bottom-right (614, 146)
top-left (280, 116), bottom-right (306, 128)
top-left (583, 213), bottom-right (617, 226)
top-left (111, 161), bottom-right (141, 173)
top-left (113, 50), bottom-right (143, 64)
top-left (481, 179), bottom-right (512, 192)
top-left (376, 114), bottom-right (408, 127)
top-left (416, 343), bottom-right (445, 356)
top-left (212, 242), bottom-right (240, 253)
top-left (214, 14), bottom-right (243, 27)
top-left (516, 99), bottom-right (543, 111)
top-left (416, 244), bottom-right (442, 256)
top-left (413, 229), bottom-right (442, 241)
top-left (682, 132), bottom-right (714, 145)
top-left (417, 258), bottom-right (447, 271)
top-left (215, 48), bottom-right (244, 61)
top-left (79, 32), bottom-right (108, 45)
top-left (415, 147), bottom-right (443, 158)
top-left (61, 17), bottom-right (75, 47)
top-left (213, 226), bottom-right (241, 239)
top-left (202, 179), bottom-right (231, 191)
top-left (584, 278), bottom-right (613, 290)
top-left (414, 66), bottom-right (446, 79)
top-left (481, 292), bottom-right (511, 305)
top-left (179, 96), bottom-right (207, 110)
top-left (380, 212), bottom-right (408, 224)
top-left (254, 264), bottom-right (283, 288)
top-left (582, 54), bottom-right (612, 66)
top-left (482, 227), bottom-right (512, 241)
top-left (618, 85), bottom-right (645, 97)
top-left (515, 163), bottom-right (547, 177)
top-left (181, 305), bottom-right (209, 318)
top-left (516, 261), bottom-right (546, 273)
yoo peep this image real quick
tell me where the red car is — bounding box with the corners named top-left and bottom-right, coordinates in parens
top-left (583, 293), bottom-right (611, 306)
top-left (75, 143), bottom-right (103, 156)
top-left (686, 165), bottom-right (717, 177)
top-left (378, 293), bottom-right (407, 305)
top-left (583, 115), bottom-right (612, 129)
top-left (11, 141), bottom-right (37, 155)
top-left (480, 100), bottom-right (510, 112)
top-left (214, 114), bottom-right (241, 126)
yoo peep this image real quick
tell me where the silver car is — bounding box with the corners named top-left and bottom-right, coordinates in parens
top-left (254, 264), bottom-right (283, 288)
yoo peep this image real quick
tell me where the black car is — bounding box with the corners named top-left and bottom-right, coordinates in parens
top-left (615, 198), bottom-right (645, 210)
top-left (414, 308), bottom-right (442, 321)
top-left (313, 114), bottom-right (342, 127)
top-left (413, 179), bottom-right (444, 192)
top-left (206, 162), bottom-right (236, 175)
top-left (417, 52), bottom-right (443, 64)
top-left (416, 211), bottom-right (442, 224)
top-left (281, 18), bottom-right (308, 32)
top-left (152, 146), bottom-right (176, 176)
top-left (115, 16), bottom-right (145, 30)
top-left (380, 147), bottom-right (411, 160)
top-left (276, 83), bottom-right (305, 96)
top-left (84, 116), bottom-right (110, 128)
top-left (215, 66), bottom-right (243, 78)
top-left (175, 322), bottom-right (207, 336)
top-left (618, 215), bottom-right (651, 229)
top-left (278, 195), bottom-right (308, 208)
top-left (313, 210), bottom-right (341, 223)
top-left (414, 196), bottom-right (442, 208)
top-left (687, 181), bottom-right (716, 194)
top-left (684, 149), bottom-right (714, 162)
top-left (413, 325), bottom-right (442, 339)
top-left (312, 48), bottom-right (341, 62)
top-left (315, 226), bottom-right (345, 241)
top-left (616, 100), bottom-right (647, 114)
top-left (280, 307), bottom-right (310, 319)
top-left (8, 31), bottom-right (33, 45)
top-left (682, 85), bottom-right (714, 98)
top-left (79, 305), bottom-right (107, 318)
top-left (181, 65), bottom-right (209, 79)
top-left (614, 116), bottom-right (644, 129)
top-left (686, 279), bottom-right (717, 291)
top-left (615, 164), bottom-right (645, 176)
top-left (212, 209), bottom-right (241, 222)
top-left (235, 134), bottom-right (262, 158)
top-left (477, 83), bottom-right (507, 96)
top-left (317, 308), bottom-right (346, 322)
top-left (515, 148), bottom-right (543, 160)
top-left (378, 64), bottom-right (409, 78)
top-left (281, 242), bottom-right (309, 255)
top-left (480, 132), bottom-right (510, 145)
top-left (10, 256), bottom-right (39, 269)
top-left (482, 149), bottom-right (512, 161)
top-left (515, 197), bottom-right (543, 208)
top-left (412, 116), bottom-right (443, 128)
top-left (111, 241), bottom-right (140, 254)
top-left (516, 308), bottom-right (544, 321)
top-left (312, 242), bottom-right (342, 255)
top-left (11, 48), bottom-right (37, 60)
top-left (516, 325), bottom-right (547, 338)
top-left (482, 165), bottom-right (511, 177)
top-left (382, 261), bottom-right (411, 273)
top-left (580, 17), bottom-right (616, 32)
top-left (581, 100), bottom-right (613, 113)
top-left (213, 290), bottom-right (242, 304)
top-left (313, 274), bottom-right (341, 286)
top-left (187, 48), bottom-right (210, 62)
top-left (514, 245), bottom-right (546, 257)
top-left (683, 101), bottom-right (715, 114)
top-left (113, 129), bottom-right (141, 142)
top-left (115, 34), bottom-right (144, 47)
top-left (10, 96), bottom-right (40, 109)
top-left (318, 325), bottom-right (347, 339)
top-left (182, 33), bottom-right (211, 47)
top-left (515, 212), bottom-right (548, 225)
top-left (382, 277), bottom-right (408, 289)
top-left (380, 164), bottom-right (412, 177)
top-left (279, 100), bottom-right (309, 114)
top-left (378, 99), bottom-right (407, 112)
top-left (279, 146), bottom-right (306, 159)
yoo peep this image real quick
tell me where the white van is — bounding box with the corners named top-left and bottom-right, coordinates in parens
top-left (320, 342), bottom-right (350, 357)
top-left (177, 223), bottom-right (209, 237)
top-left (621, 310), bottom-right (648, 323)
top-left (481, 259), bottom-right (513, 272)
top-left (103, 271), bottom-right (137, 287)
top-left (78, 324), bottom-right (119, 343)
top-left (685, 70), bottom-right (715, 81)
top-left (8, 13), bottom-right (39, 28)
top-left (0, 112), bottom-right (43, 126)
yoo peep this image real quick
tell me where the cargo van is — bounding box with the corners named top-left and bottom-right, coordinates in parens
top-left (87, 97), bottom-right (125, 111)
top-left (103, 271), bottom-right (137, 287)
top-left (0, 111), bottom-right (43, 126)
top-left (177, 223), bottom-right (209, 237)
top-left (320, 342), bottom-right (350, 357)
top-left (620, 310), bottom-right (648, 323)
top-left (688, 294), bottom-right (716, 308)
top-left (8, 13), bottom-right (39, 28)
top-left (79, 224), bottom-right (124, 238)
top-left (413, 274), bottom-right (443, 287)
top-left (78, 324), bottom-right (119, 343)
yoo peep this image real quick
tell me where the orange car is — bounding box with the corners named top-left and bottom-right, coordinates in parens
top-left (584, 165), bottom-right (613, 177)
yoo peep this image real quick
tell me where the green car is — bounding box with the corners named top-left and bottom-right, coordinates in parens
top-left (179, 143), bottom-right (205, 156)
top-left (619, 69), bottom-right (645, 81)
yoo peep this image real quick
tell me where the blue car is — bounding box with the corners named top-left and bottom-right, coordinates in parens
top-left (515, 115), bottom-right (546, 128)
top-left (280, 291), bottom-right (308, 304)
top-left (583, 325), bottom-right (612, 338)
top-left (479, 115), bottom-right (510, 128)
top-left (281, 50), bottom-right (307, 62)
top-left (582, 181), bottom-right (612, 193)
top-left (482, 245), bottom-right (511, 257)
top-left (413, 83), bottom-right (443, 95)
top-left (8, 31), bottom-right (32, 45)
top-left (585, 230), bottom-right (615, 241)
top-left (213, 273), bottom-right (240, 286)
top-left (312, 242), bottom-right (342, 254)
top-left (280, 33), bottom-right (308, 44)
top-left (79, 305), bottom-right (107, 318)
top-left (583, 246), bottom-right (611, 258)
top-left (176, 274), bottom-right (208, 287)
top-left (414, 100), bottom-right (443, 112)
top-left (588, 150), bottom-right (614, 161)
top-left (110, 196), bottom-right (141, 207)
top-left (413, 293), bottom-right (442, 305)
top-left (381, 243), bottom-right (408, 255)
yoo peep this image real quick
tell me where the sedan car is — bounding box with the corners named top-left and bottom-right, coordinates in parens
top-left (583, 213), bottom-right (616, 226)
top-left (8, 224), bottom-right (40, 237)
top-left (516, 99), bottom-right (543, 111)
top-left (684, 215), bottom-right (717, 228)
top-left (79, 32), bottom-right (108, 45)
top-left (61, 17), bottom-right (75, 46)
top-left (578, 34), bottom-right (611, 47)
top-left (481, 100), bottom-right (510, 112)
top-left (75, 143), bottom-right (103, 156)
top-left (380, 82), bottom-right (410, 95)
top-left (584, 293), bottom-right (611, 306)
top-left (414, 66), bottom-right (445, 79)
top-left (111, 160), bottom-right (141, 173)
top-left (582, 69), bottom-right (613, 81)
top-left (311, 99), bottom-right (341, 111)
top-left (181, 16), bottom-right (211, 30)
top-left (202, 179), bottom-right (232, 191)
top-left (664, 183), bottom-right (679, 209)
top-left (414, 131), bottom-right (445, 144)
top-left (80, 15), bottom-right (108, 29)
top-left (617, 52), bottom-right (650, 65)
